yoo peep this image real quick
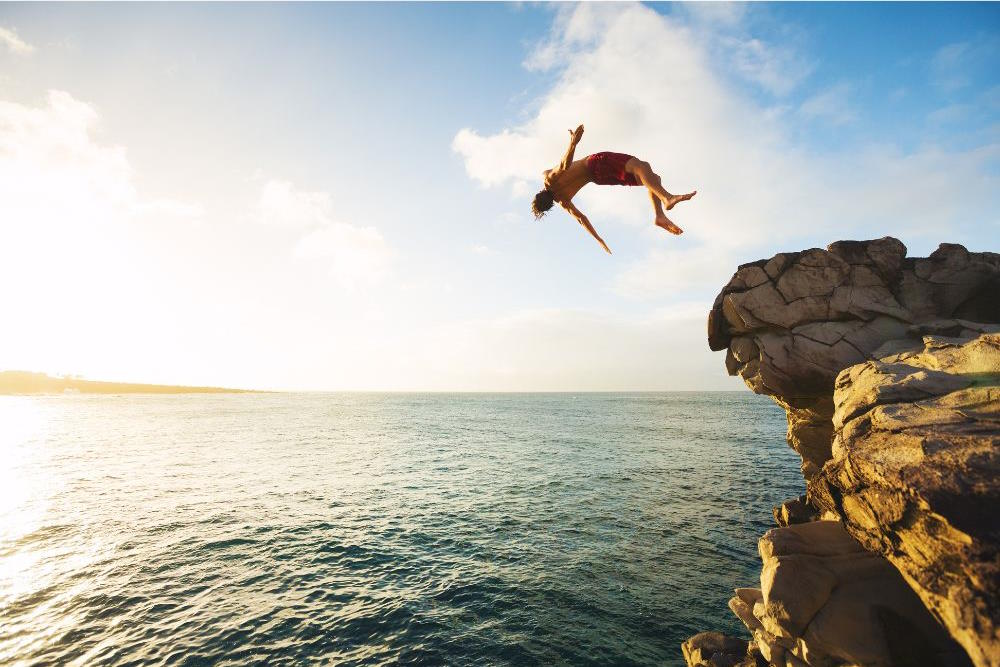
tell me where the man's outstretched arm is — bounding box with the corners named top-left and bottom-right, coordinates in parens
top-left (560, 124), bottom-right (585, 170)
top-left (561, 201), bottom-right (611, 254)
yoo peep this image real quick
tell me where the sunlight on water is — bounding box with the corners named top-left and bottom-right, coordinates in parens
top-left (0, 393), bottom-right (802, 666)
top-left (0, 397), bottom-right (49, 543)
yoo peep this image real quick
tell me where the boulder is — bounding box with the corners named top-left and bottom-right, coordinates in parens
top-left (682, 631), bottom-right (753, 667)
top-left (772, 496), bottom-right (818, 527)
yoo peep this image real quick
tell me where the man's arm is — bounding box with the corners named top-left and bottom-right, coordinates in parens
top-left (560, 124), bottom-right (585, 171)
top-left (561, 200), bottom-right (611, 255)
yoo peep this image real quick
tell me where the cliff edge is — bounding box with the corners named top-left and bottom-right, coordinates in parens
top-left (689, 238), bottom-right (999, 667)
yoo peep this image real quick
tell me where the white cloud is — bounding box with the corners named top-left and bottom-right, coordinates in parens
top-left (679, 2), bottom-right (747, 29)
top-left (0, 90), bottom-right (208, 380)
top-left (929, 37), bottom-right (999, 94)
top-left (257, 178), bottom-right (392, 289)
top-left (0, 90), bottom-right (134, 224)
top-left (927, 103), bottom-right (972, 125)
top-left (0, 26), bottom-right (34, 56)
top-left (258, 179), bottom-right (332, 228)
top-left (453, 4), bottom-right (999, 303)
top-left (931, 42), bottom-right (971, 92)
top-left (723, 36), bottom-right (812, 96)
top-left (293, 222), bottom-right (392, 289)
top-left (0, 90), bottom-right (204, 229)
top-left (679, 3), bottom-right (811, 95)
top-left (799, 82), bottom-right (856, 125)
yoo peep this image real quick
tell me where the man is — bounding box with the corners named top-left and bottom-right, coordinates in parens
top-left (532, 124), bottom-right (696, 254)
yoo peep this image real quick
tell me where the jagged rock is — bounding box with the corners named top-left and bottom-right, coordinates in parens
top-left (700, 238), bottom-right (998, 667)
top-left (707, 238), bottom-right (1000, 478)
top-left (773, 496), bottom-right (819, 527)
top-left (682, 631), bottom-right (752, 667)
top-left (809, 333), bottom-right (1000, 667)
top-left (721, 522), bottom-right (973, 667)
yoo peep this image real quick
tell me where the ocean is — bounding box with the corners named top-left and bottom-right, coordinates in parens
top-left (0, 392), bottom-right (802, 666)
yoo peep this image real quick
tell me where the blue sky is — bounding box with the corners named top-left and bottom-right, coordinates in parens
top-left (0, 2), bottom-right (997, 390)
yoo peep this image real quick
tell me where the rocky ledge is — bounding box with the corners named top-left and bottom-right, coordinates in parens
top-left (707, 237), bottom-right (999, 480)
top-left (689, 239), bottom-right (999, 667)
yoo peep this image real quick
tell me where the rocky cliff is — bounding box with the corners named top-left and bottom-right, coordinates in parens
top-left (810, 333), bottom-right (999, 667)
top-left (688, 238), bottom-right (999, 667)
top-left (707, 237), bottom-right (1000, 480)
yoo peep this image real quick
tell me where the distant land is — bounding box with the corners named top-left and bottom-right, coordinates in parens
top-left (0, 371), bottom-right (258, 395)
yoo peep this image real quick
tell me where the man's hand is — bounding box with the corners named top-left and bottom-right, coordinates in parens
top-left (568, 124), bottom-right (584, 144)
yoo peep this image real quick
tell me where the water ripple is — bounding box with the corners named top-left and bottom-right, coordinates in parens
top-left (0, 392), bottom-right (802, 666)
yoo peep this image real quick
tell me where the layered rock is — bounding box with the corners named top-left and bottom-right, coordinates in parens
top-left (726, 521), bottom-right (971, 667)
top-left (809, 333), bottom-right (1000, 667)
top-left (707, 238), bottom-right (1000, 479)
top-left (688, 239), bottom-right (999, 667)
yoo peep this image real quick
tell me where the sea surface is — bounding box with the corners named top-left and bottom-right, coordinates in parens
top-left (0, 392), bottom-right (802, 666)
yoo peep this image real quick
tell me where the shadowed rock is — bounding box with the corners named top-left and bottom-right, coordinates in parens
top-left (726, 522), bottom-right (971, 667)
top-left (690, 238), bottom-right (998, 667)
top-left (681, 631), bottom-right (760, 667)
top-left (809, 333), bottom-right (1000, 667)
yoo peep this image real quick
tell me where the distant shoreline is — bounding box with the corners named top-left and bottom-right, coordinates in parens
top-left (0, 371), bottom-right (259, 395)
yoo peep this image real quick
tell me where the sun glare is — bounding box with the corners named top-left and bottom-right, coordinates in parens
top-left (0, 397), bottom-right (49, 542)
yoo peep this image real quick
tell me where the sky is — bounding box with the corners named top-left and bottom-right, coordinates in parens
top-left (0, 2), bottom-right (997, 391)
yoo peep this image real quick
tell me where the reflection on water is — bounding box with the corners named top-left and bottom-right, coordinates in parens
top-left (0, 393), bottom-right (801, 666)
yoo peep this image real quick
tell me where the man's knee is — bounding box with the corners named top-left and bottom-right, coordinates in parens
top-left (629, 159), bottom-right (651, 177)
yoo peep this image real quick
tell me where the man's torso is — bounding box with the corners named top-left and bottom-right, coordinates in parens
top-left (543, 159), bottom-right (591, 202)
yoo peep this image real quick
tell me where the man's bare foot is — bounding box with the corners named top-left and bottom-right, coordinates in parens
top-left (655, 216), bottom-right (683, 235)
top-left (664, 190), bottom-right (697, 211)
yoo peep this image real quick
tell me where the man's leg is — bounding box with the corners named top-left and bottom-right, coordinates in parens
top-left (650, 190), bottom-right (683, 235)
top-left (628, 159), bottom-right (696, 211)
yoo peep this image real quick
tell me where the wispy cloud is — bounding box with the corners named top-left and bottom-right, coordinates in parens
top-left (930, 37), bottom-right (1000, 95)
top-left (258, 179), bottom-right (332, 229)
top-left (0, 89), bottom-right (206, 377)
top-left (931, 42), bottom-right (971, 92)
top-left (453, 3), bottom-right (998, 308)
top-left (0, 90), bottom-right (200, 228)
top-left (0, 26), bottom-right (34, 55)
top-left (800, 82), bottom-right (856, 125)
top-left (724, 36), bottom-right (812, 96)
top-left (257, 178), bottom-right (392, 289)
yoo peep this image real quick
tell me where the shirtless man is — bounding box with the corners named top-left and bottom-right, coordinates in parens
top-left (532, 124), bottom-right (696, 254)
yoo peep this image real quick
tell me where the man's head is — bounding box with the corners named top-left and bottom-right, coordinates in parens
top-left (532, 190), bottom-right (554, 219)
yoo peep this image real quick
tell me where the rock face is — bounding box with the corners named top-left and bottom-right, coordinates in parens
top-left (688, 239), bottom-right (999, 667)
top-left (681, 631), bottom-right (757, 667)
top-left (727, 521), bottom-right (970, 667)
top-left (809, 333), bottom-right (1000, 667)
top-left (707, 238), bottom-right (1000, 479)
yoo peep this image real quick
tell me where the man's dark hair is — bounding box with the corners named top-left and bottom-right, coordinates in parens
top-left (532, 190), bottom-right (555, 220)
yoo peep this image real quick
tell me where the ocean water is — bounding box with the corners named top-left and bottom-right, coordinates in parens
top-left (0, 392), bottom-right (802, 666)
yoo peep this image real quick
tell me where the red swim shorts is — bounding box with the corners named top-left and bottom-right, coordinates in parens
top-left (586, 152), bottom-right (640, 186)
